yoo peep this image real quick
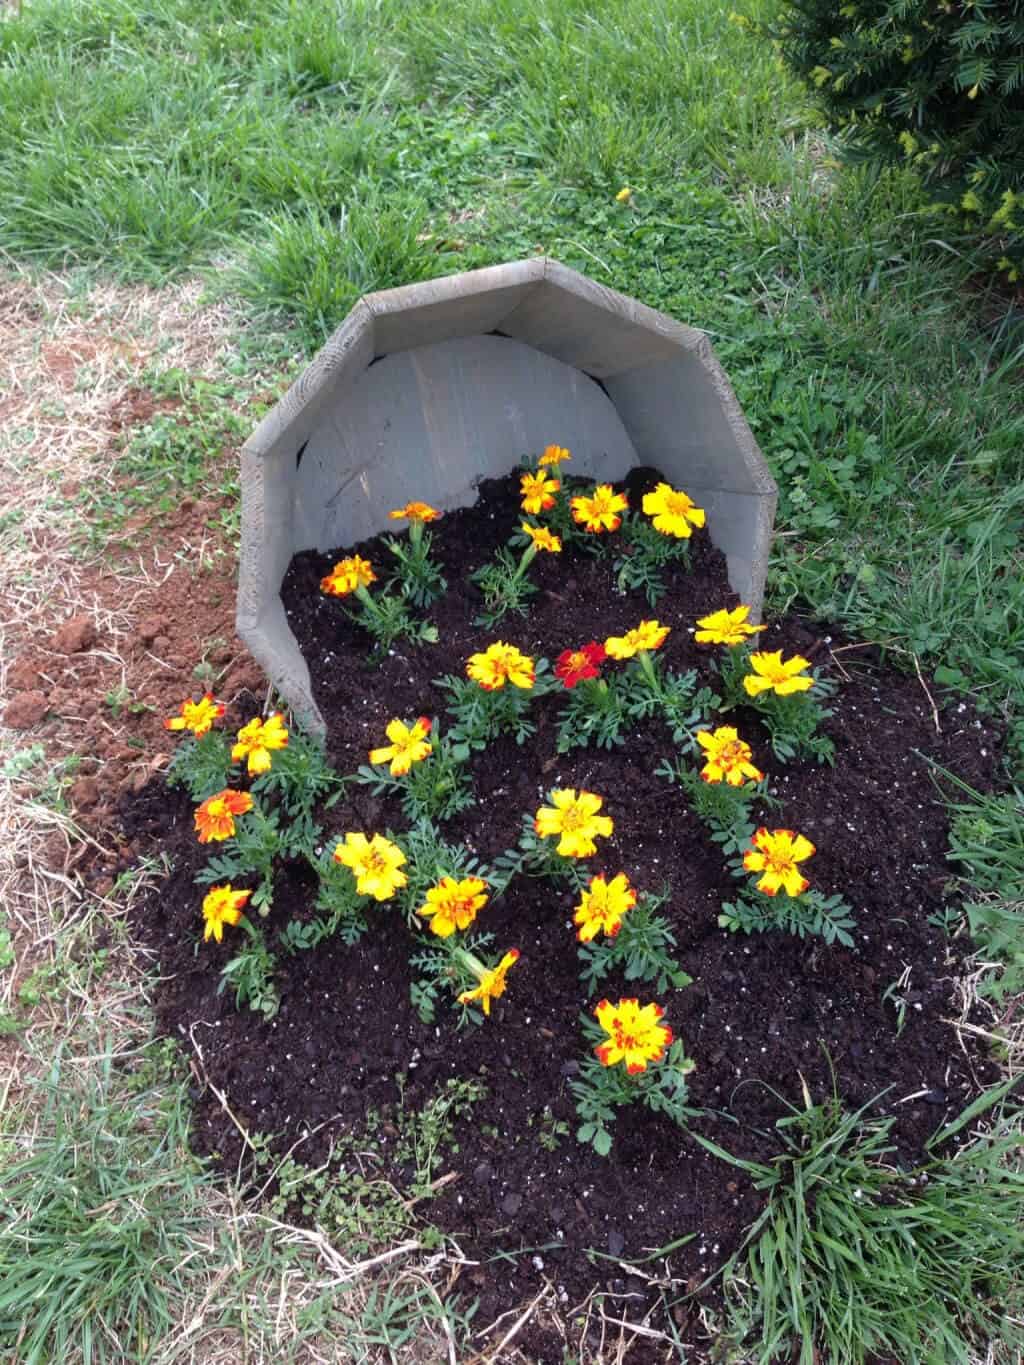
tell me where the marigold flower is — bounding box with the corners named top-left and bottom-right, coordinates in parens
top-left (534, 788), bottom-right (613, 858)
top-left (615, 186), bottom-right (633, 204)
top-left (570, 484), bottom-right (628, 533)
top-left (743, 650), bottom-right (814, 697)
top-left (574, 873), bottom-right (637, 942)
top-left (164, 693), bottom-right (225, 737)
top-left (594, 998), bottom-right (673, 1074)
top-left (333, 832), bottom-right (408, 901)
top-left (696, 727), bottom-right (763, 787)
top-left (194, 788), bottom-right (254, 843)
top-left (539, 444), bottom-right (571, 467)
top-left (642, 483), bottom-right (706, 538)
top-left (419, 876), bottom-right (489, 938)
top-left (458, 948), bottom-right (520, 1016)
top-left (694, 605), bottom-right (765, 646)
top-left (369, 716), bottom-right (433, 776)
top-left (605, 619), bottom-right (670, 660)
top-left (232, 713), bottom-right (289, 775)
top-left (743, 827), bottom-right (815, 898)
top-left (520, 470), bottom-right (560, 514)
top-left (555, 641), bottom-right (606, 689)
top-left (320, 555), bottom-right (377, 597)
top-left (466, 641), bottom-right (535, 691)
top-left (521, 522), bottom-right (562, 553)
top-left (388, 501), bottom-right (440, 523)
top-left (201, 884), bottom-right (251, 943)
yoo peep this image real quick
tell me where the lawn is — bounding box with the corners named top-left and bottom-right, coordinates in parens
top-left (1, 0), bottom-right (1022, 1360)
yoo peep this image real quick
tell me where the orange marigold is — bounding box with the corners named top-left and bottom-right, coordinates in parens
top-left (194, 788), bottom-right (254, 843)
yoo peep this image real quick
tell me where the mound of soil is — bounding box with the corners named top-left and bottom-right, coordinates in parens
top-left (127, 468), bottom-right (1000, 1359)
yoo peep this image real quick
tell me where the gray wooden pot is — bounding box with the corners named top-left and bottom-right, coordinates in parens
top-left (237, 258), bottom-right (776, 735)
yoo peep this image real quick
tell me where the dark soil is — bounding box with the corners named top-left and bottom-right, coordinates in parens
top-left (127, 467), bottom-right (1002, 1361)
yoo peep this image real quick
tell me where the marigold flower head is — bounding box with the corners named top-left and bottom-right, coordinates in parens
top-left (555, 641), bottom-right (606, 689)
top-left (696, 727), bottom-right (763, 787)
top-left (534, 788), bottom-right (613, 859)
top-left (466, 641), bottom-right (535, 691)
top-left (605, 619), bottom-right (670, 660)
top-left (369, 716), bottom-right (432, 776)
top-left (458, 948), bottom-right (520, 1016)
top-left (594, 998), bottom-right (672, 1074)
top-left (743, 650), bottom-right (814, 698)
top-left (165, 693), bottom-right (224, 737)
top-left (743, 827), bottom-right (815, 898)
top-left (615, 186), bottom-right (633, 204)
top-left (574, 874), bottom-right (637, 942)
top-left (194, 788), bottom-right (254, 843)
top-left (520, 470), bottom-right (560, 515)
top-left (333, 832), bottom-right (408, 901)
top-left (570, 484), bottom-right (628, 533)
top-left (521, 522), bottom-right (562, 553)
top-left (419, 876), bottom-right (489, 938)
top-left (231, 713), bottom-right (288, 775)
top-left (641, 483), bottom-right (706, 539)
top-left (388, 501), bottom-right (440, 524)
top-left (539, 444), bottom-right (572, 467)
top-left (201, 884), bottom-right (251, 943)
top-left (320, 555), bottom-right (376, 597)
top-left (694, 604), bottom-right (765, 646)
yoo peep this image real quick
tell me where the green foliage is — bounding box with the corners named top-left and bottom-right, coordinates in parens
top-left (279, 851), bottom-right (370, 952)
top-left (622, 657), bottom-right (719, 748)
top-left (718, 647), bottom-right (836, 764)
top-left (555, 676), bottom-right (629, 753)
top-left (342, 585), bottom-right (439, 654)
top-left (407, 932), bottom-right (495, 1024)
top-left (218, 921), bottom-right (279, 1019)
top-left (613, 515), bottom-right (692, 606)
top-left (385, 528), bottom-right (447, 608)
top-left (471, 546), bottom-right (538, 627)
top-left (657, 753), bottom-right (769, 855)
top-left (194, 802), bottom-right (294, 916)
top-left (166, 730), bottom-right (234, 802)
top-left (768, 0), bottom-right (1024, 275)
top-left (436, 663), bottom-right (549, 749)
top-left (719, 890), bottom-right (856, 948)
top-left (578, 891), bottom-right (693, 995)
top-left (396, 819), bottom-right (493, 924)
top-left (354, 729), bottom-right (475, 824)
top-left (250, 726), bottom-right (345, 825)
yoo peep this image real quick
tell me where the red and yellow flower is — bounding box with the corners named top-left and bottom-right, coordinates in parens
top-left (694, 604), bottom-right (765, 646)
top-left (194, 788), bottom-right (254, 843)
top-left (570, 484), bottom-right (628, 533)
top-left (164, 693), bottom-right (224, 737)
top-left (466, 641), bottom-right (535, 691)
top-left (555, 641), bottom-right (606, 689)
top-left (539, 444), bottom-right (572, 468)
top-left (605, 619), bottom-right (670, 660)
top-left (320, 555), bottom-right (377, 597)
top-left (743, 827), bottom-right (815, 897)
top-left (534, 788), bottom-right (613, 858)
top-left (521, 522), bottom-right (562, 553)
top-left (594, 998), bottom-right (673, 1074)
top-left (418, 876), bottom-right (489, 938)
top-left (333, 832), bottom-right (408, 901)
top-left (743, 650), bottom-right (814, 697)
top-left (231, 713), bottom-right (289, 775)
top-left (574, 873), bottom-right (637, 942)
top-left (201, 884), bottom-right (251, 943)
top-left (388, 501), bottom-right (440, 524)
top-left (369, 717), bottom-right (433, 776)
top-left (642, 483), bottom-right (705, 538)
top-left (458, 948), bottom-right (520, 1016)
top-left (696, 727), bottom-right (763, 787)
top-left (520, 470), bottom-right (560, 514)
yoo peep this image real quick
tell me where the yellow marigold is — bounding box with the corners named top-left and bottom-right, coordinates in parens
top-left (642, 483), bottom-right (706, 538)
top-left (466, 641), bottom-right (535, 691)
top-left (573, 873), bottom-right (637, 942)
top-left (388, 501), bottom-right (440, 523)
top-left (320, 555), bottom-right (376, 597)
top-left (458, 948), bottom-right (520, 1016)
top-left (231, 713), bottom-right (289, 775)
top-left (594, 998), bottom-right (672, 1074)
top-left (743, 827), bottom-right (815, 898)
top-left (570, 484), bottom-right (628, 533)
top-left (615, 186), bottom-right (633, 204)
top-left (534, 788), bottom-right (613, 859)
top-left (696, 727), bottom-right (763, 787)
top-left (369, 716), bottom-right (433, 776)
top-left (333, 832), bottom-right (408, 901)
top-left (194, 788), bottom-right (254, 843)
top-left (419, 876), bottom-right (489, 938)
top-left (694, 604), bottom-right (765, 646)
top-left (605, 619), bottom-right (670, 660)
top-left (743, 650), bottom-right (814, 697)
top-left (164, 693), bottom-right (224, 737)
top-left (539, 444), bottom-right (572, 467)
top-left (520, 470), bottom-right (560, 515)
top-left (201, 884), bottom-right (251, 943)
top-left (521, 522), bottom-right (562, 553)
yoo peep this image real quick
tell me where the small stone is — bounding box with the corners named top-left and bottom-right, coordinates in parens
top-left (51, 613), bottom-right (97, 654)
top-left (607, 1229), bottom-right (625, 1257)
top-left (6, 658), bottom-right (40, 691)
top-left (137, 615), bottom-right (168, 644)
top-left (4, 690), bottom-right (49, 729)
top-left (473, 1162), bottom-right (493, 1186)
top-left (500, 1192), bottom-right (523, 1216)
top-left (559, 1060), bottom-right (579, 1077)
top-left (71, 776), bottom-right (100, 810)
top-left (923, 1089), bottom-right (946, 1106)
top-left (151, 635), bottom-right (172, 655)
